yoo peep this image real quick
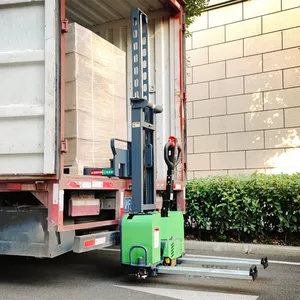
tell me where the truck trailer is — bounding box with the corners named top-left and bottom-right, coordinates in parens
top-left (0, 0), bottom-right (186, 258)
top-left (0, 0), bottom-right (270, 283)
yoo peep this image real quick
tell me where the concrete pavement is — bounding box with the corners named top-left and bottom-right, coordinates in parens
top-left (0, 249), bottom-right (299, 300)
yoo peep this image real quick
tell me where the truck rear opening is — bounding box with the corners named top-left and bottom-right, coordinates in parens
top-left (0, 0), bottom-right (186, 258)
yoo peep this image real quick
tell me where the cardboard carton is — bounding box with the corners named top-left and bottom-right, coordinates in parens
top-left (65, 23), bottom-right (127, 173)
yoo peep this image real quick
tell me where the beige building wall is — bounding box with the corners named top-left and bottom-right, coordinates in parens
top-left (186, 0), bottom-right (300, 179)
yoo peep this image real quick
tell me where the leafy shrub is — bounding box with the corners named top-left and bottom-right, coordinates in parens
top-left (185, 173), bottom-right (300, 245)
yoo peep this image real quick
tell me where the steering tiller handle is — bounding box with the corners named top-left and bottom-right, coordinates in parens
top-left (164, 136), bottom-right (181, 169)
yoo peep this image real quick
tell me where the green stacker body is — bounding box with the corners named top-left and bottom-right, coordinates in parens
top-left (121, 211), bottom-right (185, 267)
top-left (121, 213), bottom-right (161, 266)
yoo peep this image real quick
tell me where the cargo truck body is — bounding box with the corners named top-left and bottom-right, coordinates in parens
top-left (0, 0), bottom-right (186, 258)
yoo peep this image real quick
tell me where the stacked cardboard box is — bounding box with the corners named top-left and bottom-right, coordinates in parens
top-left (64, 23), bottom-right (127, 174)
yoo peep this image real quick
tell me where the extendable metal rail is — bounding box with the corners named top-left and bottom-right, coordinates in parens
top-left (155, 256), bottom-right (268, 281)
top-left (178, 256), bottom-right (268, 269)
top-left (157, 265), bottom-right (258, 281)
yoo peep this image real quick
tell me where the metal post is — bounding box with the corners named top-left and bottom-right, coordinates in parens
top-left (130, 9), bottom-right (162, 213)
top-left (131, 99), bottom-right (145, 213)
top-left (130, 98), bottom-right (162, 213)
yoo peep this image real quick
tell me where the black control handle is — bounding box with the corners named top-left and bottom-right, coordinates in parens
top-left (164, 139), bottom-right (181, 169)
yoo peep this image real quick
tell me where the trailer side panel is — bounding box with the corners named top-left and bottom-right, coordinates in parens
top-left (0, 0), bottom-right (58, 176)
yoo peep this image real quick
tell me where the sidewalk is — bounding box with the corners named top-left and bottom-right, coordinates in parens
top-left (185, 240), bottom-right (300, 257)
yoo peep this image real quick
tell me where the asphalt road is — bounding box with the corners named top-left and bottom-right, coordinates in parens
top-left (0, 248), bottom-right (299, 300)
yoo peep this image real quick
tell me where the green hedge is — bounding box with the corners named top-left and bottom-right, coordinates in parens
top-left (185, 173), bottom-right (300, 245)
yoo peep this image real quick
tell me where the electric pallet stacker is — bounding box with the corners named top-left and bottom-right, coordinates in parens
top-left (89, 8), bottom-right (269, 281)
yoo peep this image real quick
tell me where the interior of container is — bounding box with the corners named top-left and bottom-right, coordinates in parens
top-left (65, 0), bottom-right (171, 30)
top-left (0, 0), bottom-right (183, 181)
top-left (64, 0), bottom-right (181, 179)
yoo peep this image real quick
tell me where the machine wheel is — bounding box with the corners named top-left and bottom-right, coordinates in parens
top-left (163, 257), bottom-right (172, 266)
top-left (131, 268), bottom-right (148, 280)
top-left (163, 257), bottom-right (176, 266)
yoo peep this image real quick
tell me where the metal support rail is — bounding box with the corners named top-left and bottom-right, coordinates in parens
top-left (178, 256), bottom-right (268, 269)
top-left (157, 265), bottom-right (258, 281)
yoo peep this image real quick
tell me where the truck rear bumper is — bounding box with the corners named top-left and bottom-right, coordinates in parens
top-left (0, 207), bottom-right (119, 257)
top-left (72, 231), bottom-right (119, 253)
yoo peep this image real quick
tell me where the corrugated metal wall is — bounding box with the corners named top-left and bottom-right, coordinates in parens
top-left (0, 0), bottom-right (57, 175)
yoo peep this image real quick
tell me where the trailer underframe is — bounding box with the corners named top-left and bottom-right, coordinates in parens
top-left (0, 176), bottom-right (185, 258)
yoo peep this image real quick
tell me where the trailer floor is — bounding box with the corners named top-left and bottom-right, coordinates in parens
top-left (0, 249), bottom-right (299, 300)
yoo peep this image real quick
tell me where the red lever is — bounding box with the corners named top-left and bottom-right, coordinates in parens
top-left (168, 136), bottom-right (177, 148)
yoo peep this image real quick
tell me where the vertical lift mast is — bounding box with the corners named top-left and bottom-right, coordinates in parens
top-left (120, 8), bottom-right (268, 281)
top-left (130, 7), bottom-right (159, 213)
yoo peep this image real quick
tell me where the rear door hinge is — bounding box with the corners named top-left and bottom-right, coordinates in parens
top-left (183, 162), bottom-right (187, 171)
top-left (61, 18), bottom-right (69, 33)
top-left (182, 13), bottom-right (186, 32)
top-left (61, 140), bottom-right (68, 153)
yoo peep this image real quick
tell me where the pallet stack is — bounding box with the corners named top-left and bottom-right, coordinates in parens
top-left (64, 23), bottom-right (127, 175)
